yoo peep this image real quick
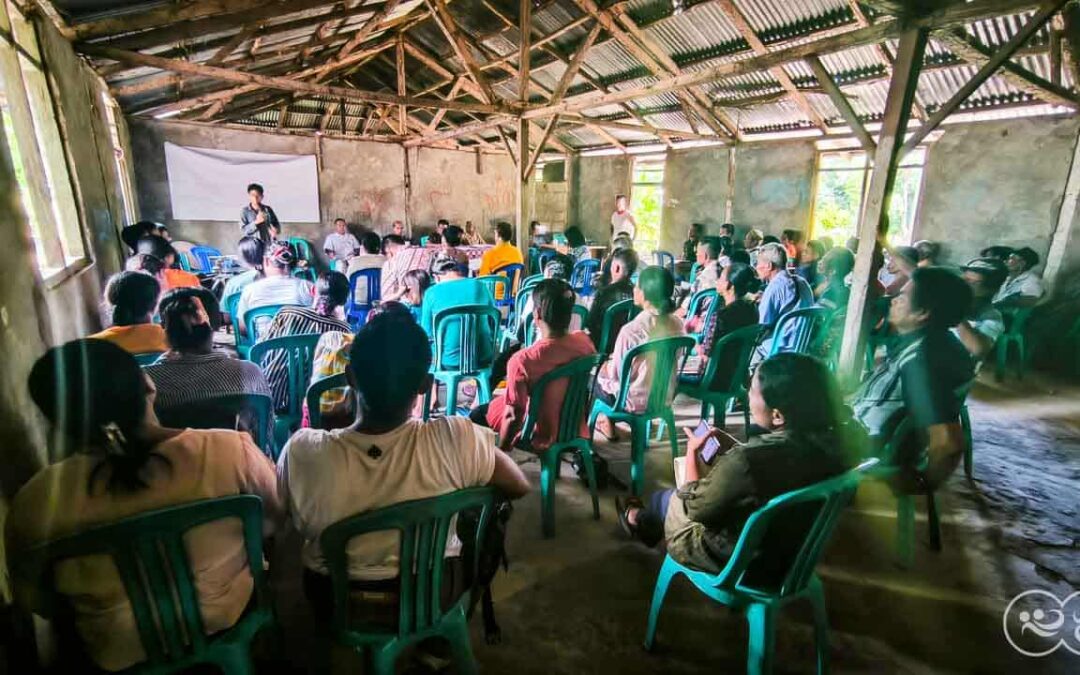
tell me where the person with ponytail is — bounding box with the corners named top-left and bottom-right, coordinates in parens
top-left (258, 271), bottom-right (351, 411)
top-left (7, 339), bottom-right (282, 672)
top-left (593, 265), bottom-right (685, 440)
top-left (221, 236), bottom-right (267, 308)
top-left (236, 240), bottom-right (315, 336)
top-left (91, 272), bottom-right (168, 354)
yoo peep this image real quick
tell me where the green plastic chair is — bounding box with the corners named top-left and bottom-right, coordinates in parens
top-left (676, 324), bottom-right (765, 437)
top-left (13, 495), bottom-right (274, 675)
top-left (476, 275), bottom-right (510, 307)
top-left (423, 304), bottom-right (501, 420)
top-left (644, 459), bottom-right (878, 675)
top-left (306, 372), bottom-right (349, 430)
top-left (155, 393), bottom-right (275, 460)
top-left (239, 304), bottom-right (287, 358)
top-left (515, 353), bottom-right (605, 537)
top-left (597, 298), bottom-right (640, 357)
top-left (956, 381), bottom-right (975, 480)
top-left (521, 304), bottom-right (588, 347)
top-left (588, 335), bottom-right (696, 495)
top-left (249, 333), bottom-right (321, 450)
top-left (288, 237), bottom-right (315, 264)
top-left (519, 273), bottom-right (543, 293)
top-left (688, 262), bottom-right (701, 285)
top-left (872, 415), bottom-right (941, 568)
top-left (995, 306), bottom-right (1035, 381)
top-left (319, 487), bottom-right (497, 675)
top-left (684, 288), bottom-right (720, 344)
top-left (134, 351), bottom-right (164, 366)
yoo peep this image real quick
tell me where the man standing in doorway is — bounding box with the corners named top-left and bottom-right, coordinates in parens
top-left (610, 194), bottom-right (637, 241)
top-left (240, 183), bottom-right (281, 243)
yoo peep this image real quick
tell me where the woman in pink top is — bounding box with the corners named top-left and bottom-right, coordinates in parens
top-left (593, 265), bottom-right (685, 441)
top-left (7, 339), bottom-right (282, 672)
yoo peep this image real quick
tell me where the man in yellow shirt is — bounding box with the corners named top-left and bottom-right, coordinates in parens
top-left (478, 221), bottom-right (524, 276)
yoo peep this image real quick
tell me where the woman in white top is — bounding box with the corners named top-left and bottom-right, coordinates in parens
top-left (236, 240), bottom-right (315, 335)
top-left (610, 194), bottom-right (637, 241)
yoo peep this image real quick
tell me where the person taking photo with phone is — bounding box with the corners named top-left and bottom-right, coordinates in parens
top-left (616, 353), bottom-right (863, 576)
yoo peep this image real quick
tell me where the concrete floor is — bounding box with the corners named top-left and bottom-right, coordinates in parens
top-left (265, 368), bottom-right (1080, 674)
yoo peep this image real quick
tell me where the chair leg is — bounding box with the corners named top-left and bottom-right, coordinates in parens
top-left (444, 608), bottom-right (478, 675)
top-left (961, 405), bottom-right (973, 480)
top-left (927, 491), bottom-right (942, 552)
top-left (896, 495), bottom-right (914, 568)
top-left (476, 374), bottom-right (493, 405)
top-left (746, 602), bottom-right (777, 675)
top-left (422, 384), bottom-right (434, 422)
top-left (643, 557), bottom-right (678, 651)
top-left (741, 394), bottom-right (751, 441)
top-left (540, 449), bottom-right (557, 538)
top-left (445, 375), bottom-right (461, 417)
top-left (577, 444), bottom-right (601, 520)
top-left (995, 339), bottom-right (1008, 382)
top-left (214, 647), bottom-right (255, 675)
top-left (368, 642), bottom-right (400, 675)
top-left (664, 410), bottom-right (679, 461)
top-left (807, 578), bottom-right (831, 675)
top-left (629, 420), bottom-right (648, 497)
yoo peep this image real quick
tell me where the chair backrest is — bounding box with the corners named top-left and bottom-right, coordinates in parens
top-left (690, 324), bottom-right (765, 395)
top-left (570, 258), bottom-right (600, 296)
top-left (242, 304), bottom-right (287, 346)
top-left (432, 304), bottom-right (502, 373)
top-left (598, 298), bottom-right (640, 356)
top-left (249, 333), bottom-right (322, 420)
top-left (476, 275), bottom-right (510, 306)
top-left (134, 352), bottom-right (164, 366)
top-left (492, 262), bottom-right (525, 305)
top-left (189, 245), bottom-right (222, 274)
top-left (768, 306), bottom-right (832, 357)
top-left (685, 288), bottom-right (720, 341)
top-left (419, 235), bottom-right (430, 247)
top-left (292, 267), bottom-right (317, 284)
top-left (14, 496), bottom-right (269, 668)
top-left (346, 268), bottom-right (382, 326)
top-left (306, 372), bottom-right (349, 430)
top-left (1003, 306), bottom-right (1035, 335)
top-left (519, 273), bottom-right (543, 293)
top-left (715, 459), bottom-right (878, 599)
top-left (652, 250), bottom-right (675, 275)
top-left (288, 237), bottom-right (314, 263)
top-left (520, 304), bottom-right (589, 348)
top-left (156, 393), bottom-right (275, 458)
top-left (612, 335), bottom-right (696, 416)
top-left (519, 354), bottom-right (604, 447)
top-left (537, 248), bottom-right (557, 271)
top-left (688, 262), bottom-right (701, 285)
top-left (319, 487), bottom-right (496, 641)
top-left (527, 247), bottom-right (540, 275)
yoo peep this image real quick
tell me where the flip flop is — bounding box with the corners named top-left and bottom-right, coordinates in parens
top-left (615, 496), bottom-right (644, 538)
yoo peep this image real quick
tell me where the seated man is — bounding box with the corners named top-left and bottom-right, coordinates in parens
top-left (754, 242), bottom-right (814, 356)
top-left (478, 221), bottom-right (524, 276)
top-left (814, 247), bottom-right (854, 310)
top-left (471, 279), bottom-right (596, 451)
top-left (994, 247), bottom-right (1046, 308)
top-left (236, 241), bottom-right (315, 336)
top-left (851, 267), bottom-right (974, 492)
top-left (323, 218), bottom-right (361, 273)
top-left (586, 247), bottom-right (638, 352)
top-left (440, 224), bottom-right (471, 270)
top-left (345, 231), bottom-right (386, 279)
top-left (421, 253), bottom-right (498, 369)
top-left (617, 353), bottom-right (860, 575)
top-left (956, 257), bottom-right (1007, 362)
top-left (91, 271), bottom-right (168, 355)
top-left (277, 306), bottom-right (529, 607)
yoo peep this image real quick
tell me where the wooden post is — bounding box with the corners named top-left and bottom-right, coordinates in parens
top-left (516, 117), bottom-right (530, 251)
top-left (403, 146), bottom-right (414, 234)
top-left (838, 27), bottom-right (929, 379)
top-left (1044, 127), bottom-right (1080, 282)
top-left (519, 0), bottom-right (531, 104)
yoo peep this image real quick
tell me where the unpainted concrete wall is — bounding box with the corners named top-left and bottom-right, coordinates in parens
top-left (661, 146), bottom-right (731, 252)
top-left (531, 181), bottom-right (568, 232)
top-left (571, 154), bottom-right (630, 243)
top-left (916, 116), bottom-right (1080, 267)
top-left (730, 140), bottom-right (817, 240)
top-left (130, 120), bottom-right (518, 263)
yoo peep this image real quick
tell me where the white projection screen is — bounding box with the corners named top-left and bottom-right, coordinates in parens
top-left (164, 142), bottom-right (320, 222)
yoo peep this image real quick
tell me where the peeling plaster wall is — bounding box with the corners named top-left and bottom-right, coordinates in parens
top-left (130, 120), bottom-right (519, 264)
top-left (571, 154), bottom-right (630, 244)
top-left (661, 146), bottom-right (731, 252)
top-left (730, 140), bottom-right (816, 241)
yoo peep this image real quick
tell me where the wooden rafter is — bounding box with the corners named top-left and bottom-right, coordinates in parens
top-left (715, 0), bottom-right (828, 132)
top-left (497, 125), bottom-right (519, 166)
top-left (557, 113), bottom-right (719, 142)
top-left (404, 38), bottom-right (486, 99)
top-left (396, 32), bottom-right (407, 132)
top-left (525, 116), bottom-right (559, 179)
top-left (427, 0), bottom-right (498, 104)
top-left (805, 55), bottom-right (876, 152)
top-left (74, 0), bottom-right (329, 41)
top-left (847, 0), bottom-right (929, 121)
top-left (331, 0), bottom-right (403, 64)
top-left (587, 124), bottom-right (628, 153)
top-left (551, 21), bottom-right (602, 103)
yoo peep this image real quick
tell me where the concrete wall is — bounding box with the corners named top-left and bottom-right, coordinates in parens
top-left (531, 181), bottom-right (569, 232)
top-left (570, 153), bottom-right (630, 243)
top-left (916, 116), bottom-right (1080, 267)
top-left (661, 146), bottom-right (731, 251)
top-left (130, 120), bottom-right (518, 263)
top-left (730, 140), bottom-right (817, 241)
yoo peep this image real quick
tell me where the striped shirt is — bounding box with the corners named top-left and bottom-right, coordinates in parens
top-left (258, 307), bottom-right (350, 411)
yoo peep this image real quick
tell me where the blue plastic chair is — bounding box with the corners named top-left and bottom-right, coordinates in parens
top-left (306, 372), bottom-right (350, 430)
top-left (13, 495), bottom-right (275, 675)
top-left (346, 268), bottom-right (381, 328)
top-left (239, 304), bottom-right (287, 358)
top-left (500, 283), bottom-right (536, 351)
top-left (189, 245), bottom-right (222, 274)
top-left (688, 262), bottom-right (701, 285)
top-left (537, 248), bottom-right (557, 272)
top-left (766, 306), bottom-right (831, 357)
top-left (319, 488), bottom-right (496, 675)
top-left (423, 304), bottom-right (501, 420)
top-left (644, 459), bottom-right (879, 675)
top-left (652, 250), bottom-right (675, 276)
top-left (571, 258), bottom-right (600, 297)
top-left (491, 262), bottom-right (525, 308)
top-left (588, 335), bottom-right (696, 495)
top-left (249, 333), bottom-right (321, 451)
top-left (134, 352), bottom-right (164, 366)
top-left (419, 235), bottom-right (430, 247)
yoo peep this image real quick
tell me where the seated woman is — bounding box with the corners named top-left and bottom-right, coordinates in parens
top-left (91, 271), bottom-right (168, 355)
top-left (135, 235), bottom-right (201, 290)
top-left (400, 268), bottom-right (432, 323)
top-left (814, 246), bottom-right (854, 310)
top-left (616, 353), bottom-right (861, 575)
top-left (696, 262), bottom-right (758, 388)
top-left (146, 289), bottom-right (272, 435)
top-left (593, 266), bottom-right (685, 440)
top-left (221, 236), bottom-right (266, 310)
top-left (7, 339), bottom-right (282, 672)
top-left (236, 241), bottom-right (315, 336)
top-left (562, 225), bottom-right (590, 262)
top-left (259, 271), bottom-right (352, 412)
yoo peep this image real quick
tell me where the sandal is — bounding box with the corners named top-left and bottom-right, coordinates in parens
top-left (615, 496), bottom-right (644, 538)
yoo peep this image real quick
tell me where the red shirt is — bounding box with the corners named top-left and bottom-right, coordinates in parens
top-left (486, 331), bottom-right (596, 449)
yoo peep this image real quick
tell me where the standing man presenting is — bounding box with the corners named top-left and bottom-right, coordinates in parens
top-left (610, 194), bottom-right (637, 241)
top-left (240, 183), bottom-right (281, 243)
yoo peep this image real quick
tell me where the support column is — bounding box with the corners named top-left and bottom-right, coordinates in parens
top-left (516, 117), bottom-right (530, 251)
top-left (1044, 127), bottom-right (1080, 282)
top-left (838, 28), bottom-right (930, 379)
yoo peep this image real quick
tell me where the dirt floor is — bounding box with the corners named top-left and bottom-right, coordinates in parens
top-left (265, 367), bottom-right (1080, 674)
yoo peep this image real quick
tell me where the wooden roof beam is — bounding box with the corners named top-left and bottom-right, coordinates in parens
top-left (847, 0), bottom-right (929, 120)
top-left (805, 55), bottom-right (876, 152)
top-left (427, 0), bottom-right (497, 104)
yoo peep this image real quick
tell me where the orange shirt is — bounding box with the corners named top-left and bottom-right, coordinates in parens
top-left (90, 323), bottom-right (169, 355)
top-left (162, 267), bottom-right (202, 290)
top-left (6, 430), bottom-right (282, 671)
top-left (478, 241), bottom-right (524, 277)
